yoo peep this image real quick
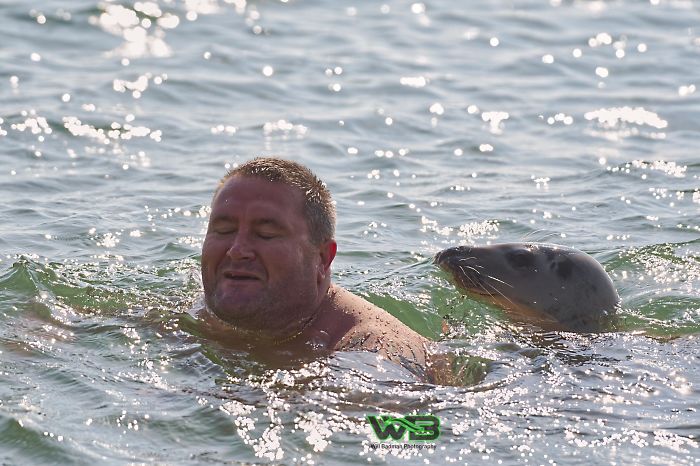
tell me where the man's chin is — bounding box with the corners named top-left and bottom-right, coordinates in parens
top-left (207, 295), bottom-right (264, 327)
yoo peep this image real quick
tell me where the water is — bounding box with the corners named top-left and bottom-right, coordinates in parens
top-left (1, 0), bottom-right (699, 464)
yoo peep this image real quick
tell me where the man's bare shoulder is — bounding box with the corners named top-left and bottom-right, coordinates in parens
top-left (321, 285), bottom-right (430, 366)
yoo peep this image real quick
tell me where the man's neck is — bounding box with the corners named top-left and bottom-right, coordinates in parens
top-left (198, 287), bottom-right (335, 348)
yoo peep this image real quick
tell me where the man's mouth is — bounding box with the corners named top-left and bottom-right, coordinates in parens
top-left (222, 271), bottom-right (261, 281)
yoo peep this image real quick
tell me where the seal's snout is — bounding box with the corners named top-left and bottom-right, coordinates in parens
top-left (435, 246), bottom-right (485, 295)
top-left (434, 246), bottom-right (470, 267)
top-left (433, 250), bottom-right (447, 265)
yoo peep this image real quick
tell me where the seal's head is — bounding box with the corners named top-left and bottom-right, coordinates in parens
top-left (434, 243), bottom-right (619, 332)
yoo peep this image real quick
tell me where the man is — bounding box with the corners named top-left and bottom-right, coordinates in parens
top-left (199, 157), bottom-right (430, 371)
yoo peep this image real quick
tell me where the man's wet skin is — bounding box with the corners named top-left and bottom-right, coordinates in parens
top-left (199, 168), bottom-right (430, 373)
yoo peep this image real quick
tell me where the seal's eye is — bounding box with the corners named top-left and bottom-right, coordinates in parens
top-left (506, 250), bottom-right (535, 268)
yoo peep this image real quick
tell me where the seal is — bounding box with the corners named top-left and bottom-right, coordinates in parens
top-left (434, 243), bottom-right (619, 332)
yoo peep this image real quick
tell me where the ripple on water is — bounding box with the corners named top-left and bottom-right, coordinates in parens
top-left (0, 414), bottom-right (80, 465)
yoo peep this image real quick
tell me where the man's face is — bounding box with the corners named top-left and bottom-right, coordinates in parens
top-left (201, 176), bottom-right (332, 332)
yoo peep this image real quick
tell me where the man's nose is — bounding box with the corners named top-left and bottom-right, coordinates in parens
top-left (226, 233), bottom-right (255, 260)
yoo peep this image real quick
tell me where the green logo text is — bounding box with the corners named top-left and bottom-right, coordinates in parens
top-left (366, 415), bottom-right (441, 442)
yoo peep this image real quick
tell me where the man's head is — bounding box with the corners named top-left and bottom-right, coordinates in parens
top-left (201, 157), bottom-right (337, 337)
top-left (215, 157), bottom-right (336, 245)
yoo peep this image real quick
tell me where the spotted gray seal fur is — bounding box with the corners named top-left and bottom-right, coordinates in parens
top-left (434, 243), bottom-right (619, 332)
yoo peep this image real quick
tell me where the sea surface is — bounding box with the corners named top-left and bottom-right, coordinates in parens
top-left (1, 0), bottom-right (699, 464)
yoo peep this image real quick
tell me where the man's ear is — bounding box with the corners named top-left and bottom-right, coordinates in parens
top-left (318, 240), bottom-right (337, 276)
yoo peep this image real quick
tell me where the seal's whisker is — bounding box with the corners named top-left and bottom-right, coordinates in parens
top-left (483, 274), bottom-right (514, 289)
top-left (451, 257), bottom-right (515, 304)
top-left (467, 274), bottom-right (482, 291)
top-left (457, 265), bottom-right (483, 293)
top-left (456, 257), bottom-right (478, 263)
top-left (482, 279), bottom-right (516, 307)
top-left (459, 261), bottom-right (485, 269)
top-left (457, 265), bottom-right (475, 283)
top-left (454, 258), bottom-right (484, 272)
top-left (456, 265), bottom-right (495, 298)
top-left (463, 265), bottom-right (481, 274)
top-left (521, 229), bottom-right (561, 243)
top-left (459, 265), bottom-right (482, 284)
top-left (520, 229), bottom-right (543, 241)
